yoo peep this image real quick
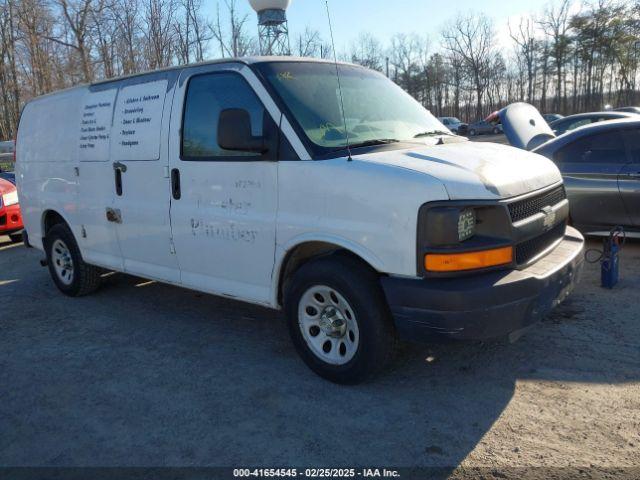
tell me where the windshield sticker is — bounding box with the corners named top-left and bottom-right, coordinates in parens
top-left (277, 71), bottom-right (294, 81)
top-left (319, 122), bottom-right (337, 133)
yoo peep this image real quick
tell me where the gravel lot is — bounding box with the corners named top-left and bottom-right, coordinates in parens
top-left (0, 234), bottom-right (638, 476)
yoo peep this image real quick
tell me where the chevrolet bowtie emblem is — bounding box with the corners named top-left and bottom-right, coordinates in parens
top-left (541, 206), bottom-right (556, 230)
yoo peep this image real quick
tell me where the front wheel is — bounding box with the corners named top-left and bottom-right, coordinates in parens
top-left (284, 255), bottom-right (396, 384)
top-left (44, 223), bottom-right (101, 296)
top-left (469, 129), bottom-right (476, 136)
top-left (492, 127), bottom-right (500, 135)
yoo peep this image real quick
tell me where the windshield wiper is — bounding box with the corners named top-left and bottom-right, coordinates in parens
top-left (346, 139), bottom-right (401, 148)
top-left (413, 130), bottom-right (453, 138)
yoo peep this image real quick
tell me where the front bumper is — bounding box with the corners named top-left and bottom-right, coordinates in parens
top-left (381, 226), bottom-right (585, 341)
top-left (0, 204), bottom-right (23, 235)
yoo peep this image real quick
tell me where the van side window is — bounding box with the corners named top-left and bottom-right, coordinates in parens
top-left (555, 130), bottom-right (627, 165)
top-left (181, 73), bottom-right (265, 161)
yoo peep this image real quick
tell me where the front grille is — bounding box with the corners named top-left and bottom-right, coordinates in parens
top-left (508, 185), bottom-right (566, 223)
top-left (516, 222), bottom-right (566, 265)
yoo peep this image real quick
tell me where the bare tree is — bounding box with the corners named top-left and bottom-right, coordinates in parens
top-left (15, 0), bottom-right (61, 94)
top-left (442, 13), bottom-right (497, 119)
top-left (389, 33), bottom-right (429, 99)
top-left (446, 50), bottom-right (465, 119)
top-left (350, 32), bottom-right (383, 71)
top-left (50, 0), bottom-right (106, 82)
top-left (293, 27), bottom-right (331, 59)
top-left (2, 0), bottom-right (640, 141)
top-left (538, 0), bottom-right (573, 112)
top-left (143, 0), bottom-right (177, 69)
top-left (424, 53), bottom-right (447, 115)
top-left (112, 0), bottom-right (141, 74)
top-left (0, 0), bottom-right (21, 138)
top-left (211, 0), bottom-right (255, 58)
top-left (92, 2), bottom-right (119, 78)
top-left (509, 16), bottom-right (539, 103)
top-left (174, 0), bottom-right (212, 64)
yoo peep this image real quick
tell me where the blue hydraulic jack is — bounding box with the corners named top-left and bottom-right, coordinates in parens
top-left (600, 227), bottom-right (624, 289)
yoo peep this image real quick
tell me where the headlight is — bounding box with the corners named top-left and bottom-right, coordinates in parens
top-left (421, 206), bottom-right (477, 246)
top-left (2, 190), bottom-right (18, 206)
top-left (416, 201), bottom-right (513, 276)
top-left (457, 208), bottom-right (476, 242)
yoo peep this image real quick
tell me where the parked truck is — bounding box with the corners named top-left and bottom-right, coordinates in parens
top-left (16, 58), bottom-right (584, 383)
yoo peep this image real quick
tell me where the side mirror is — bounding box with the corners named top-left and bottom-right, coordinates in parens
top-left (217, 108), bottom-right (267, 154)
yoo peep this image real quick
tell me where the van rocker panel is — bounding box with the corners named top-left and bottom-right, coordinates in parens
top-left (381, 226), bottom-right (584, 341)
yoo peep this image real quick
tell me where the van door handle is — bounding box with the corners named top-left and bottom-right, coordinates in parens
top-left (171, 168), bottom-right (181, 200)
top-left (114, 168), bottom-right (123, 196)
top-left (113, 161), bottom-right (127, 173)
top-left (113, 162), bottom-right (127, 196)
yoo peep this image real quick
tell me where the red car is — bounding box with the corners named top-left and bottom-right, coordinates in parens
top-left (0, 177), bottom-right (23, 243)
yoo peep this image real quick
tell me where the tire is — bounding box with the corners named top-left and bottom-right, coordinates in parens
top-left (469, 129), bottom-right (476, 136)
top-left (8, 232), bottom-right (22, 243)
top-left (492, 127), bottom-right (500, 135)
top-left (44, 223), bottom-right (101, 297)
top-left (284, 254), bottom-right (397, 384)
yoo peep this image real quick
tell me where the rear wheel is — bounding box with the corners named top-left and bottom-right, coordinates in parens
top-left (492, 127), bottom-right (500, 134)
top-left (44, 223), bottom-right (101, 296)
top-left (284, 255), bottom-right (396, 384)
top-left (469, 129), bottom-right (477, 136)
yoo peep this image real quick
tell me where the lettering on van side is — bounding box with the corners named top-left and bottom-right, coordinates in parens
top-left (212, 198), bottom-right (252, 215)
top-left (235, 180), bottom-right (262, 189)
top-left (78, 90), bottom-right (115, 159)
top-left (190, 219), bottom-right (258, 244)
top-left (112, 80), bottom-right (167, 161)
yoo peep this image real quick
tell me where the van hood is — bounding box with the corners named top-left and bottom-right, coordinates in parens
top-left (357, 140), bottom-right (562, 200)
top-left (487, 102), bottom-right (556, 150)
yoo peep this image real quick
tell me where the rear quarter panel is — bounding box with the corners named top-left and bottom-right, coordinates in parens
top-left (16, 88), bottom-right (85, 250)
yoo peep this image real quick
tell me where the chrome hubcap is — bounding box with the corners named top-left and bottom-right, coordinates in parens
top-left (319, 306), bottom-right (347, 338)
top-left (298, 285), bottom-right (360, 365)
top-left (51, 239), bottom-right (74, 285)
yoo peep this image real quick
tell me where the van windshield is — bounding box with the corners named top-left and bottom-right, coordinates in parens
top-left (255, 62), bottom-right (449, 154)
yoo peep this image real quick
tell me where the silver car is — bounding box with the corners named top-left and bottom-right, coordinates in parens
top-left (467, 120), bottom-right (502, 136)
top-left (548, 111), bottom-right (634, 136)
top-left (494, 103), bottom-right (640, 235)
top-left (437, 116), bottom-right (468, 134)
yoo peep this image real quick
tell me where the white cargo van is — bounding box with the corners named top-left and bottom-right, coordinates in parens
top-left (16, 58), bottom-right (584, 383)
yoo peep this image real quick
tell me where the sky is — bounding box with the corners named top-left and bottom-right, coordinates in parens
top-left (207, 0), bottom-right (561, 55)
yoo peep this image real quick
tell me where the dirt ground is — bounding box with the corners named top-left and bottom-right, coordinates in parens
top-left (0, 234), bottom-right (638, 478)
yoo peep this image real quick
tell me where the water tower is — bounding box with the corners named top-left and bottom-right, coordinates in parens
top-left (249, 0), bottom-right (292, 56)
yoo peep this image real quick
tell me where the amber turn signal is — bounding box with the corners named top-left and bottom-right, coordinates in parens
top-left (425, 246), bottom-right (513, 272)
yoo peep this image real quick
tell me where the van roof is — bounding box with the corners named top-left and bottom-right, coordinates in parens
top-left (23, 57), bottom-right (363, 104)
top-left (90, 56), bottom-right (352, 87)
